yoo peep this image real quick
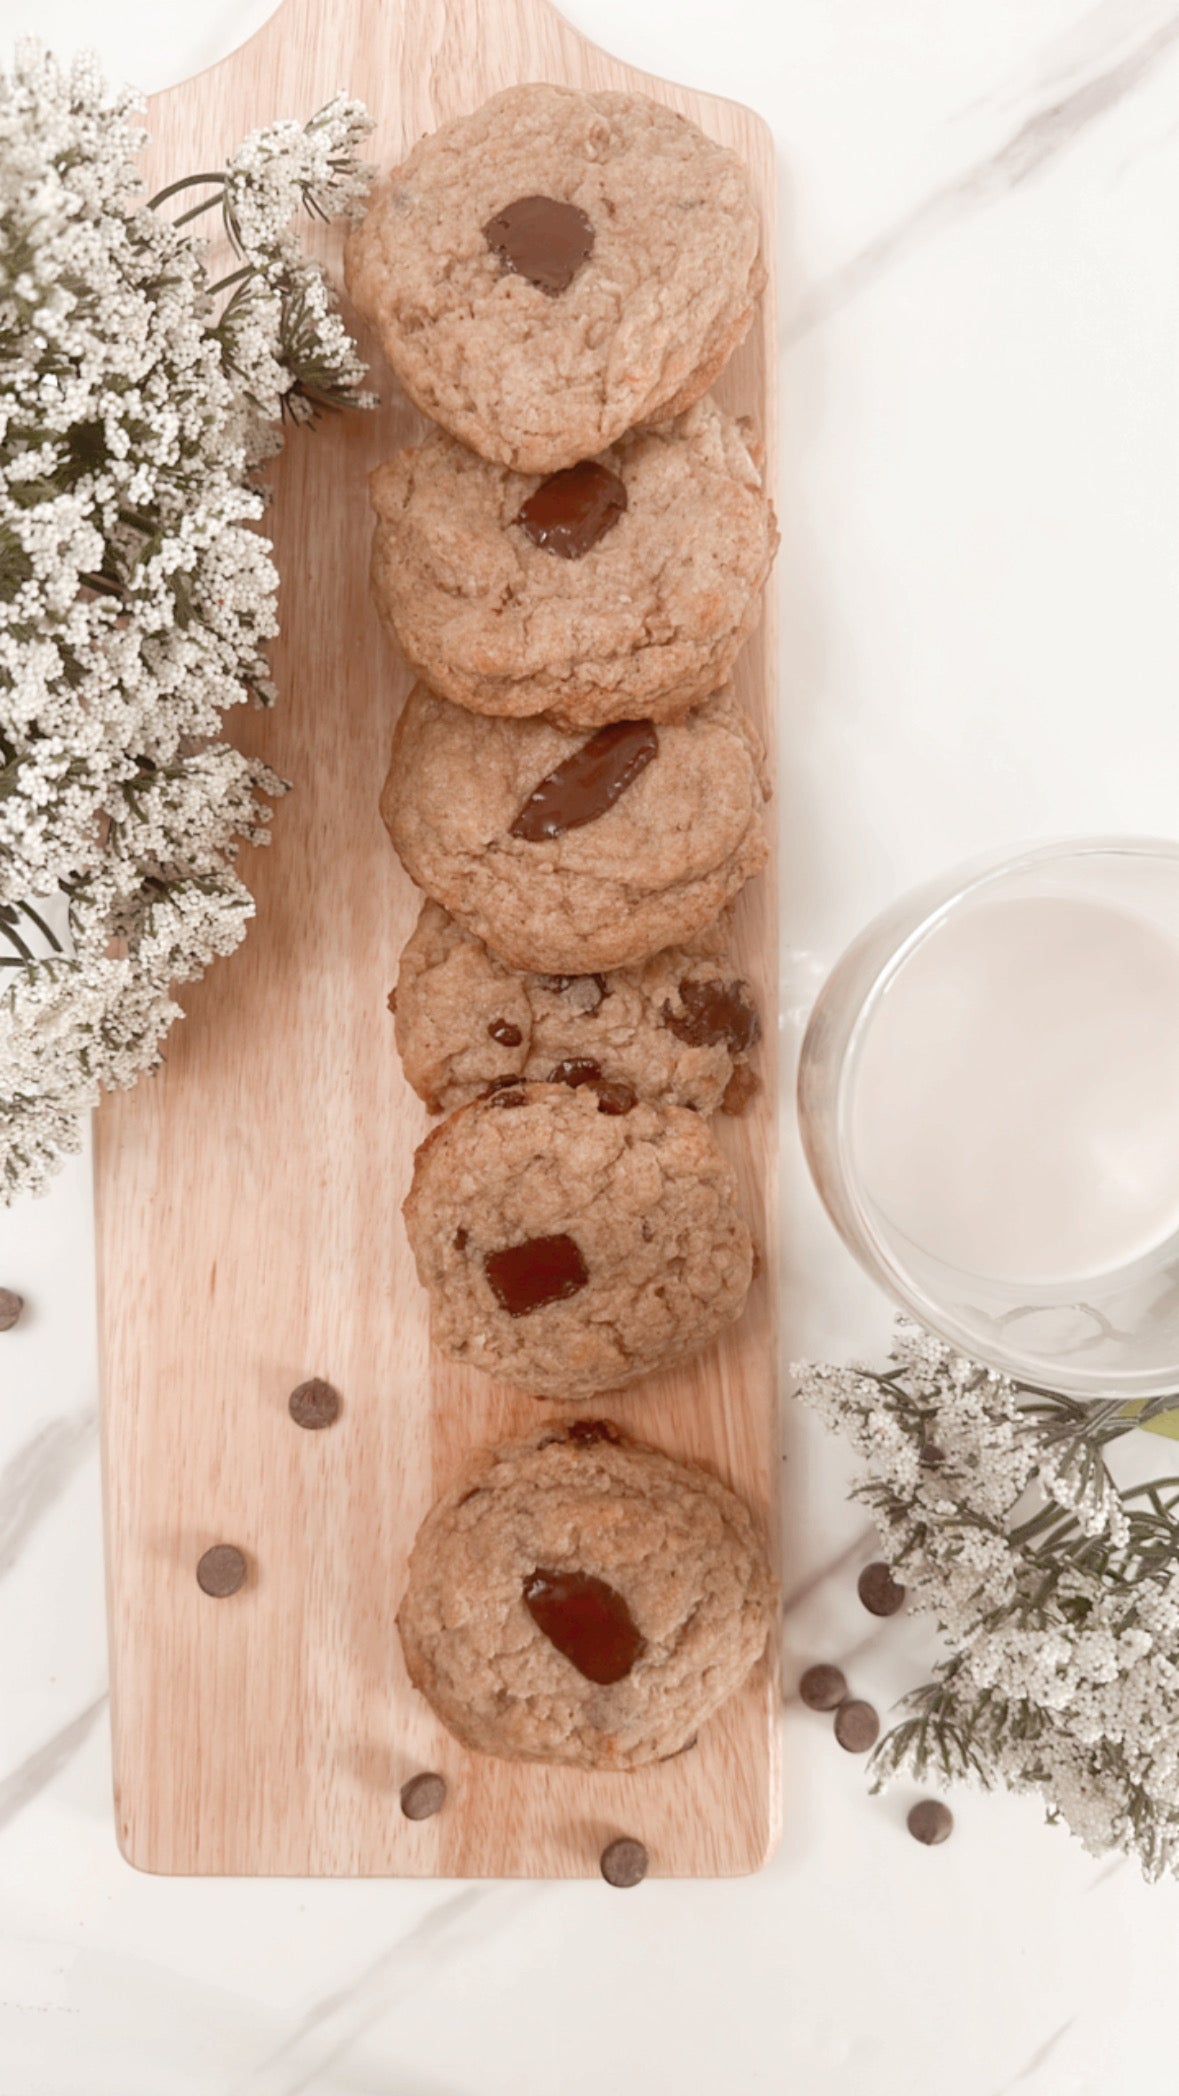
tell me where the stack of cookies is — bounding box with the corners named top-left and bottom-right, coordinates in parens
top-left (346, 84), bottom-right (776, 1774)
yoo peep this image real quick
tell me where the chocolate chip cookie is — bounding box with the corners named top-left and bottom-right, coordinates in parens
top-left (380, 685), bottom-right (768, 974)
top-left (344, 84), bottom-right (764, 473)
top-left (402, 1084), bottom-right (754, 1398)
top-left (368, 397), bottom-right (778, 726)
top-left (393, 899), bottom-right (761, 1117)
top-left (397, 1420), bottom-right (774, 1768)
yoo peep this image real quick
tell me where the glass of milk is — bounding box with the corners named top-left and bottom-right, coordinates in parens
top-left (797, 840), bottom-right (1179, 1398)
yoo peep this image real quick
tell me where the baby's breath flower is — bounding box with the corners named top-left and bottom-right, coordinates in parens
top-left (0, 45), bottom-right (374, 1197)
top-left (794, 1319), bottom-right (1179, 1881)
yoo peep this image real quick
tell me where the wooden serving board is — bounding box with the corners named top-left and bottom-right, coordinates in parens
top-left (94, 0), bottom-right (780, 1877)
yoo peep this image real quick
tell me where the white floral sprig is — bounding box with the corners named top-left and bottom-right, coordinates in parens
top-left (0, 45), bottom-right (375, 1198)
top-left (794, 1321), bottom-right (1179, 1880)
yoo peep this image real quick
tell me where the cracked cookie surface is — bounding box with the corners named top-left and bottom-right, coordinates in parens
top-left (344, 83), bottom-right (764, 473)
top-left (402, 1084), bottom-right (754, 1398)
top-left (368, 398), bottom-right (778, 726)
top-left (398, 1421), bottom-right (774, 1768)
top-left (380, 684), bottom-right (768, 974)
top-left (393, 899), bottom-right (760, 1117)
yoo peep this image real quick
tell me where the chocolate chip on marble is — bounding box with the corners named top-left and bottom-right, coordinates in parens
top-left (834, 1699), bottom-right (880, 1754)
top-left (288, 1377), bottom-right (341, 1431)
top-left (600, 1836), bottom-right (648, 1888)
top-left (196, 1544), bottom-right (247, 1598)
top-left (0, 1288), bottom-right (24, 1332)
top-left (857, 1561), bottom-right (906, 1617)
top-left (799, 1663), bottom-right (847, 1711)
top-left (400, 1772), bottom-right (447, 1821)
top-left (907, 1799), bottom-right (954, 1846)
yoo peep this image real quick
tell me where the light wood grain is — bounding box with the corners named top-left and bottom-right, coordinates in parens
top-left (94, 0), bottom-right (780, 1877)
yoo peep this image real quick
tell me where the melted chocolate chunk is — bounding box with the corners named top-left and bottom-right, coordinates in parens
top-left (594, 1080), bottom-right (636, 1116)
top-left (547, 1057), bottom-right (602, 1088)
top-left (663, 979), bottom-right (761, 1054)
top-left (720, 1064), bottom-right (761, 1116)
top-left (535, 973), bottom-right (608, 1011)
top-left (510, 721), bottom-right (658, 842)
top-left (516, 461), bottom-right (627, 559)
top-left (523, 1567), bottom-right (645, 1684)
top-left (484, 1233), bottom-right (588, 1316)
top-left (488, 1018), bottom-right (523, 1047)
top-left (483, 194), bottom-right (594, 294)
top-left (566, 1418), bottom-right (623, 1446)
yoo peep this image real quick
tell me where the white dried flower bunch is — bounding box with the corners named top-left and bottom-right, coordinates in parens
top-left (0, 44), bottom-right (374, 1198)
top-left (795, 1321), bottom-right (1179, 1880)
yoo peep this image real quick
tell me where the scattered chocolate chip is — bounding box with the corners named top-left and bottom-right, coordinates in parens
top-left (834, 1699), bottom-right (880, 1754)
top-left (663, 979), bottom-right (761, 1053)
top-left (907, 1799), bottom-right (954, 1846)
top-left (483, 194), bottom-right (594, 295)
top-left (509, 721), bottom-right (658, 841)
top-left (0, 1288), bottom-right (23, 1332)
top-left (454, 1227), bottom-right (469, 1251)
top-left (516, 461), bottom-right (627, 559)
top-left (566, 1418), bottom-right (623, 1445)
top-left (858, 1562), bottom-right (906, 1617)
top-left (484, 1233), bottom-right (589, 1316)
top-left (524, 1567), bottom-right (645, 1683)
top-left (799, 1663), bottom-right (847, 1711)
top-left (288, 1377), bottom-right (341, 1431)
top-left (487, 1086), bottom-right (528, 1108)
top-left (720, 1065), bottom-right (761, 1116)
top-left (594, 1080), bottom-right (636, 1115)
top-left (600, 1836), bottom-right (648, 1888)
top-left (196, 1544), bottom-right (247, 1598)
top-left (488, 1018), bottom-right (523, 1047)
top-left (547, 1057), bottom-right (602, 1088)
top-left (920, 1442), bottom-right (946, 1468)
top-left (400, 1771), bottom-right (447, 1821)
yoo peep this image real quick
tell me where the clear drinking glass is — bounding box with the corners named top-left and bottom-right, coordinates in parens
top-left (797, 839), bottom-right (1179, 1399)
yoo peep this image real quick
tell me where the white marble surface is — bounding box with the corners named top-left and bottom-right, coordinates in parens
top-left (3, 1), bottom-right (1179, 2089)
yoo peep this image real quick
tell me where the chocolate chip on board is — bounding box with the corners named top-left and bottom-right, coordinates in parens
top-left (196, 1544), bottom-right (247, 1598)
top-left (288, 1377), bottom-right (341, 1430)
top-left (600, 1836), bottom-right (649, 1888)
top-left (400, 1772), bottom-right (447, 1821)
